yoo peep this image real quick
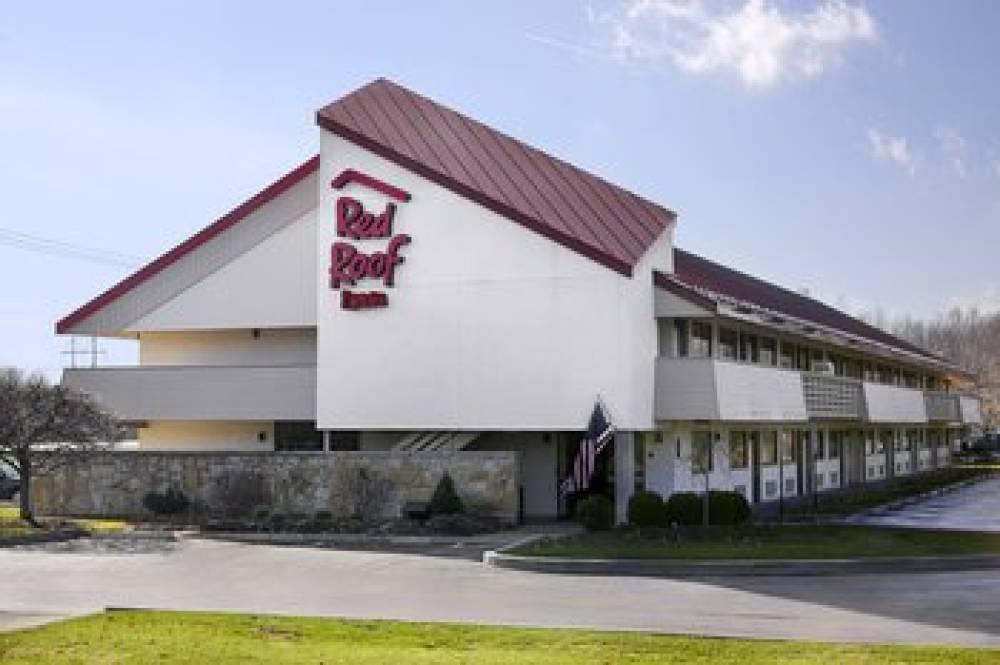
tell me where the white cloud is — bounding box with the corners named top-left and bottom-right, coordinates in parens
top-left (590, 0), bottom-right (878, 88)
top-left (935, 124), bottom-right (968, 178)
top-left (868, 128), bottom-right (917, 175)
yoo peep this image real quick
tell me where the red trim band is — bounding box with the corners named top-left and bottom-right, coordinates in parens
top-left (56, 155), bottom-right (321, 334)
top-left (331, 169), bottom-right (411, 202)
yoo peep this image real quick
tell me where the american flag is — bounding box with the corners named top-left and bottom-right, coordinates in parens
top-left (560, 400), bottom-right (615, 495)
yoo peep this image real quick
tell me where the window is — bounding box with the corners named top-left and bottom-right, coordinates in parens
top-left (796, 347), bottom-right (811, 371)
top-left (828, 432), bottom-right (842, 460)
top-left (739, 332), bottom-right (759, 363)
top-left (829, 353), bottom-right (845, 377)
top-left (690, 321), bottom-right (713, 358)
top-left (781, 432), bottom-right (799, 463)
top-left (673, 320), bottom-right (689, 357)
top-left (784, 477), bottom-right (796, 495)
top-left (814, 473), bottom-right (824, 488)
top-left (634, 437), bottom-right (646, 492)
top-left (718, 327), bottom-right (738, 360)
top-left (692, 431), bottom-right (713, 473)
top-left (729, 432), bottom-right (748, 469)
top-left (273, 421), bottom-right (359, 452)
top-left (779, 341), bottom-right (795, 369)
top-left (829, 472), bottom-right (839, 486)
top-left (878, 429), bottom-right (893, 454)
top-left (813, 431), bottom-right (825, 459)
top-left (760, 431), bottom-right (778, 465)
top-left (765, 480), bottom-right (777, 498)
top-left (760, 337), bottom-right (777, 366)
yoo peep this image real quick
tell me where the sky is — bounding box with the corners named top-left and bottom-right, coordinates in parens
top-left (2, 1), bottom-right (999, 378)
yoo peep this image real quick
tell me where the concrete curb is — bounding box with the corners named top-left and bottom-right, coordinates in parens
top-left (484, 551), bottom-right (1000, 577)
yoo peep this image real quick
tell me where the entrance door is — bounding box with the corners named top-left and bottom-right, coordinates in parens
top-left (751, 432), bottom-right (761, 503)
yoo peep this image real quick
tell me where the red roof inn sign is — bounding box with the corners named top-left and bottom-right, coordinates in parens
top-left (329, 169), bottom-right (412, 310)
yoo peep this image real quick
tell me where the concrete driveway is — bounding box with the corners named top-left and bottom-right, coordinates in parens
top-left (1, 533), bottom-right (999, 647)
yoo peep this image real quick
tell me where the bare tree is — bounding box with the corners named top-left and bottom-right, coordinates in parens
top-left (0, 368), bottom-right (119, 525)
top-left (888, 308), bottom-right (1000, 430)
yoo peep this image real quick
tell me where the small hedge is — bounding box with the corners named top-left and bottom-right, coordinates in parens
top-left (661, 490), bottom-right (750, 526)
top-left (707, 490), bottom-right (751, 526)
top-left (575, 494), bottom-right (614, 531)
top-left (665, 492), bottom-right (703, 526)
top-left (627, 491), bottom-right (667, 528)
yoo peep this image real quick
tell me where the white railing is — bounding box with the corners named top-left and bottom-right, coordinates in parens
top-left (62, 365), bottom-right (316, 421)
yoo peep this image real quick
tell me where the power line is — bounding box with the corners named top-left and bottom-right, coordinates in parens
top-left (0, 226), bottom-right (141, 268)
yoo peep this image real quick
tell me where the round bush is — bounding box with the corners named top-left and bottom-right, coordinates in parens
top-left (707, 490), bottom-right (751, 526)
top-left (665, 492), bottom-right (703, 526)
top-left (142, 487), bottom-right (190, 516)
top-left (627, 490), bottom-right (667, 528)
top-left (575, 494), bottom-right (614, 531)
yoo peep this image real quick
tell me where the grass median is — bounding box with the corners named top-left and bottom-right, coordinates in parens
top-left (0, 611), bottom-right (997, 664)
top-left (513, 524), bottom-right (1000, 560)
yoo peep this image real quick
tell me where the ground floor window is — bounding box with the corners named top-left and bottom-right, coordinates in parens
top-left (274, 423), bottom-right (359, 452)
top-left (729, 432), bottom-right (748, 469)
top-left (760, 431), bottom-right (778, 465)
top-left (692, 431), bottom-right (713, 473)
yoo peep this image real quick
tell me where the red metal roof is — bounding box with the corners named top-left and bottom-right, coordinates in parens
top-left (317, 78), bottom-right (674, 276)
top-left (669, 248), bottom-right (943, 363)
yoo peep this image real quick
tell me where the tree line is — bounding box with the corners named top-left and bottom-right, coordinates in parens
top-left (868, 308), bottom-right (1000, 430)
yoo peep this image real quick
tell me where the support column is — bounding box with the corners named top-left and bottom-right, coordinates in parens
top-left (322, 430), bottom-right (331, 453)
top-left (614, 430), bottom-right (636, 525)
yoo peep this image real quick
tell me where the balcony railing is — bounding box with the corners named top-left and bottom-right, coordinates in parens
top-left (801, 373), bottom-right (865, 420)
top-left (654, 356), bottom-right (990, 426)
top-left (62, 365), bottom-right (316, 421)
top-left (924, 391), bottom-right (961, 422)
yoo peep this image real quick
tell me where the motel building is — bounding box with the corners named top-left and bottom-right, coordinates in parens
top-left (57, 79), bottom-right (984, 521)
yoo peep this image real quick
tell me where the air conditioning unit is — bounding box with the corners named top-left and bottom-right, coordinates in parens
top-left (811, 360), bottom-right (835, 375)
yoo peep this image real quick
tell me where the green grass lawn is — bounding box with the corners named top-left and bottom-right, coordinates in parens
top-left (0, 611), bottom-right (997, 664)
top-left (0, 502), bottom-right (127, 538)
top-left (514, 525), bottom-right (1000, 560)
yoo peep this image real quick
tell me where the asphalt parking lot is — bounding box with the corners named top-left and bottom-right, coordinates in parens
top-left (3, 479), bottom-right (1000, 646)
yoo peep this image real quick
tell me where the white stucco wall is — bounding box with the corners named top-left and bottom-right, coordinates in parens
top-left (129, 208), bottom-right (318, 332)
top-left (139, 329), bottom-right (316, 366)
top-left (316, 130), bottom-right (672, 431)
top-left (138, 420), bottom-right (275, 451)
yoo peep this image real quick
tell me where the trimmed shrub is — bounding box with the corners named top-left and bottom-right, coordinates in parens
top-left (627, 490), bottom-right (667, 528)
top-left (575, 494), bottom-right (614, 531)
top-left (665, 492), bottom-right (702, 526)
top-left (142, 487), bottom-right (190, 516)
top-left (429, 472), bottom-right (463, 515)
top-left (707, 490), bottom-right (751, 526)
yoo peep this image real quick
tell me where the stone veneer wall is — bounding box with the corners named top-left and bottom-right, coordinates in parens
top-left (30, 451), bottom-right (519, 522)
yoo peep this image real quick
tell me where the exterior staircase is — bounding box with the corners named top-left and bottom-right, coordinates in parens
top-left (392, 431), bottom-right (481, 453)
